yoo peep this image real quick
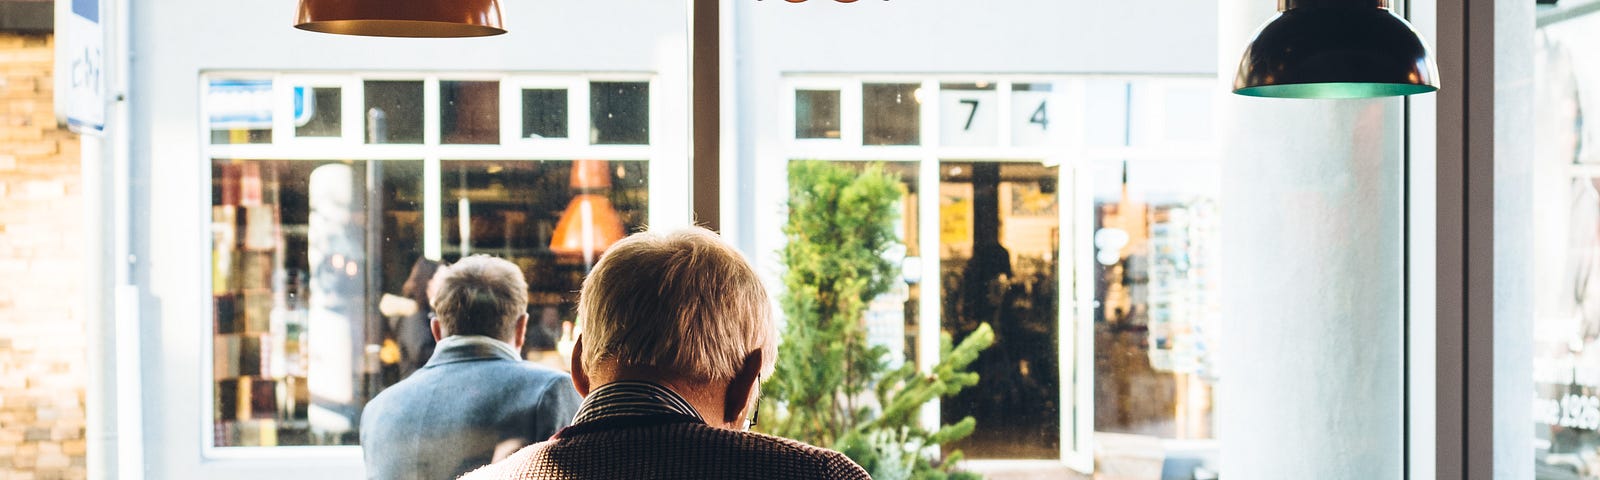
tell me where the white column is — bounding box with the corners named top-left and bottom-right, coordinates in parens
top-left (1488, 0), bottom-right (1534, 476)
top-left (1215, 2), bottom-right (1405, 478)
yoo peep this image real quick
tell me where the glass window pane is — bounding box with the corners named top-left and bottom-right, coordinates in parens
top-left (938, 161), bottom-right (1061, 458)
top-left (295, 87), bottom-right (342, 138)
top-left (795, 90), bottom-right (841, 139)
top-left (441, 160), bottom-right (649, 362)
top-left (1159, 85), bottom-right (1213, 144)
top-left (939, 82), bottom-right (998, 147)
top-left (441, 81), bottom-right (500, 144)
top-left (1011, 83), bottom-right (1055, 146)
top-left (210, 158), bottom-right (423, 447)
top-left (863, 83), bottom-right (920, 146)
top-left (522, 89), bottom-right (569, 139)
top-left (1090, 159), bottom-right (1219, 441)
top-left (364, 81), bottom-right (424, 144)
top-left (1535, 16), bottom-right (1600, 478)
top-left (1084, 80), bottom-right (1131, 148)
top-left (208, 79), bottom-right (273, 144)
top-left (590, 82), bottom-right (649, 145)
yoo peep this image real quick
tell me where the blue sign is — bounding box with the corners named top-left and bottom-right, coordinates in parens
top-left (207, 79), bottom-right (273, 130)
top-left (207, 80), bottom-right (316, 130)
top-left (71, 0), bottom-right (98, 22)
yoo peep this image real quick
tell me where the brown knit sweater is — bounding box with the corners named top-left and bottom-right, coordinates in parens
top-left (458, 415), bottom-right (871, 479)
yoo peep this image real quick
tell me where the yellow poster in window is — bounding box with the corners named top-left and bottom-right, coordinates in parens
top-left (939, 183), bottom-right (972, 250)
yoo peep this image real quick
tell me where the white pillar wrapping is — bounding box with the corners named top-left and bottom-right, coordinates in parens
top-left (1215, 2), bottom-right (1405, 478)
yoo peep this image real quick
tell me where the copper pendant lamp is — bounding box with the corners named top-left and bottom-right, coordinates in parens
top-left (295, 0), bottom-right (506, 38)
top-left (550, 160), bottom-right (626, 266)
top-left (1233, 0), bottom-right (1437, 98)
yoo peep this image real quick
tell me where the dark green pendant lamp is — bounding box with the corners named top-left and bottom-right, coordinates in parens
top-left (1233, 0), bottom-right (1438, 98)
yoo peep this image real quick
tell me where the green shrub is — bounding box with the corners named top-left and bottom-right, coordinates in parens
top-left (760, 160), bottom-right (994, 479)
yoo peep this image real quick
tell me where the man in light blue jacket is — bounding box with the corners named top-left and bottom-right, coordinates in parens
top-left (360, 255), bottom-right (581, 480)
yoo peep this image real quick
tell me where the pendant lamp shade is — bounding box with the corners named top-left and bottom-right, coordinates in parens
top-left (550, 194), bottom-right (626, 260)
top-left (569, 158), bottom-right (613, 190)
top-left (1233, 0), bottom-right (1437, 99)
top-left (295, 0), bottom-right (505, 38)
top-left (550, 160), bottom-right (625, 263)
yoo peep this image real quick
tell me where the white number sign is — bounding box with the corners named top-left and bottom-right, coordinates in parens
top-left (940, 88), bottom-right (998, 146)
top-left (1011, 89), bottom-right (1055, 146)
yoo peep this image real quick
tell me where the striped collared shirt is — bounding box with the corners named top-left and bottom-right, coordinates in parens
top-left (570, 381), bottom-right (706, 425)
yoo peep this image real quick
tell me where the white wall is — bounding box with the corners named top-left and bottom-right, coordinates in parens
top-left (1492, 0), bottom-right (1535, 476)
top-left (127, 1), bottom-right (687, 478)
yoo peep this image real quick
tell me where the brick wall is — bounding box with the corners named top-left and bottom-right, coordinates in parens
top-left (0, 33), bottom-right (89, 480)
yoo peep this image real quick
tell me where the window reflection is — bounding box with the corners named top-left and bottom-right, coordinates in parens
top-left (203, 74), bottom-right (660, 451)
top-left (441, 81), bottom-right (500, 144)
top-left (522, 89), bottom-right (569, 139)
top-left (210, 159), bottom-right (423, 447)
top-left (864, 83), bottom-right (920, 146)
top-left (590, 82), bottom-right (650, 145)
top-left (939, 161), bottom-right (1061, 459)
top-left (208, 79), bottom-right (273, 144)
top-left (364, 81), bottom-right (424, 144)
top-left (1534, 18), bottom-right (1600, 478)
top-left (1091, 159), bottom-right (1218, 441)
top-left (295, 87), bottom-right (342, 138)
top-left (796, 90), bottom-right (841, 139)
top-left (441, 160), bottom-right (648, 361)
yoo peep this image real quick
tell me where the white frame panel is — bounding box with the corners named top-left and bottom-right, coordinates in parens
top-left (785, 78), bottom-right (856, 147)
top-left (275, 75), bottom-right (359, 146)
top-left (502, 76), bottom-right (585, 148)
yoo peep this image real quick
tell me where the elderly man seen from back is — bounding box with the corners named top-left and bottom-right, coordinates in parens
top-left (462, 227), bottom-right (870, 480)
top-left (360, 255), bottom-right (581, 480)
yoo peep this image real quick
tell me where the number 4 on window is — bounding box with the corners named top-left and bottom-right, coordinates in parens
top-left (1029, 101), bottom-right (1048, 130)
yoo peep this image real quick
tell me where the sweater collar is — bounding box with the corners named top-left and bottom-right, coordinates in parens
top-left (570, 380), bottom-right (707, 425)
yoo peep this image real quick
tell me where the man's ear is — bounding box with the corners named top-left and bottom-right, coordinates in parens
top-left (430, 316), bottom-right (444, 342)
top-left (511, 312), bottom-right (529, 350)
top-left (723, 348), bottom-right (763, 426)
top-left (570, 335), bottom-right (590, 396)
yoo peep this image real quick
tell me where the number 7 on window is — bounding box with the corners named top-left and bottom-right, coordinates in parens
top-left (959, 99), bottom-right (979, 131)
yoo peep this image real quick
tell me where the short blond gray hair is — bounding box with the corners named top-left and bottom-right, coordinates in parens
top-left (432, 255), bottom-right (528, 340)
top-left (579, 227), bottom-right (773, 383)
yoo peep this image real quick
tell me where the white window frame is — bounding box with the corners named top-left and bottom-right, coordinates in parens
top-left (777, 74), bottom-right (1219, 475)
top-left (197, 70), bottom-right (674, 461)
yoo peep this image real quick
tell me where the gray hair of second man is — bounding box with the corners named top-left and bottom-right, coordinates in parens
top-left (430, 255), bottom-right (529, 340)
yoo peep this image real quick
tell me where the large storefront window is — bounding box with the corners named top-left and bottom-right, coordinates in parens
top-left (1535, 11), bottom-right (1600, 478)
top-left (769, 76), bottom-right (1217, 475)
top-left (204, 74), bottom-right (658, 448)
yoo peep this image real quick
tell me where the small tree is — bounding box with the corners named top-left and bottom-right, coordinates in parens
top-left (760, 161), bottom-right (994, 480)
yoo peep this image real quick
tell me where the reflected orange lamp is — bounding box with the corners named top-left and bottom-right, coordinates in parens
top-left (295, 0), bottom-right (506, 38)
top-left (550, 160), bottom-right (625, 266)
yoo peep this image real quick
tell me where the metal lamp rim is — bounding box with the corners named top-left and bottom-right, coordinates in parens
top-left (1232, 6), bottom-right (1438, 99)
